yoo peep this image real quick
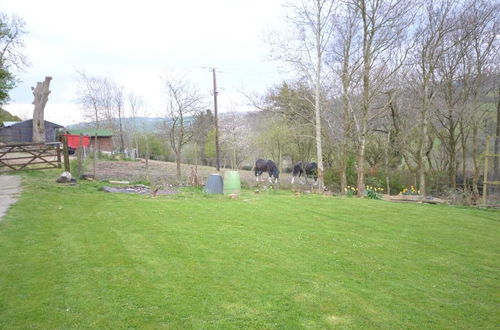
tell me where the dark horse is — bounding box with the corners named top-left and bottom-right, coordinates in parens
top-left (254, 158), bottom-right (280, 183)
top-left (291, 161), bottom-right (318, 184)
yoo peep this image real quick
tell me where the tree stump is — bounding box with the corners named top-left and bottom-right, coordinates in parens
top-left (32, 76), bottom-right (52, 143)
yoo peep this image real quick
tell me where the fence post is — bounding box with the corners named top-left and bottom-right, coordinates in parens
top-left (56, 142), bottom-right (62, 168)
top-left (77, 134), bottom-right (83, 177)
top-left (483, 137), bottom-right (490, 205)
top-left (62, 135), bottom-right (70, 172)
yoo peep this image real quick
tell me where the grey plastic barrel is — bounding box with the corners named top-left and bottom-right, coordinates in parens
top-left (224, 170), bottom-right (241, 195)
top-left (205, 174), bottom-right (223, 194)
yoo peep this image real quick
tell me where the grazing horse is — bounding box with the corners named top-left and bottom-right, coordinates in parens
top-left (291, 161), bottom-right (318, 184)
top-left (254, 158), bottom-right (280, 183)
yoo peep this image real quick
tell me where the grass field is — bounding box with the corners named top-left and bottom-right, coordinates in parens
top-left (0, 171), bottom-right (499, 329)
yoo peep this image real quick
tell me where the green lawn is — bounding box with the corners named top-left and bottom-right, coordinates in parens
top-left (0, 171), bottom-right (498, 329)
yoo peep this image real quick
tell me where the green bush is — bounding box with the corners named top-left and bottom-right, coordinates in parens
top-left (324, 156), bottom-right (357, 191)
top-left (427, 171), bottom-right (449, 196)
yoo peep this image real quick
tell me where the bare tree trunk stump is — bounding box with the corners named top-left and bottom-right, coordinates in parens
top-left (32, 76), bottom-right (52, 143)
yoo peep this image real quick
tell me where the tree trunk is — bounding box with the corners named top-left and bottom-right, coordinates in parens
top-left (341, 165), bottom-right (347, 195)
top-left (145, 136), bottom-right (150, 182)
top-left (448, 120), bottom-right (457, 189)
top-left (176, 151), bottom-right (181, 179)
top-left (359, 0), bottom-right (370, 197)
top-left (418, 85), bottom-right (429, 197)
top-left (471, 124), bottom-right (479, 199)
top-left (32, 77), bottom-right (52, 143)
top-left (494, 88), bottom-right (500, 178)
top-left (385, 132), bottom-right (391, 195)
top-left (357, 133), bottom-right (366, 196)
top-left (459, 120), bottom-right (467, 191)
top-left (118, 110), bottom-right (125, 152)
top-left (314, 5), bottom-right (324, 192)
top-left (341, 54), bottom-right (350, 195)
top-left (93, 109), bottom-right (99, 178)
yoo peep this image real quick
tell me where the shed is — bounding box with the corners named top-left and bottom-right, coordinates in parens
top-left (0, 119), bottom-right (64, 143)
top-left (62, 134), bottom-right (91, 149)
top-left (67, 129), bottom-right (114, 152)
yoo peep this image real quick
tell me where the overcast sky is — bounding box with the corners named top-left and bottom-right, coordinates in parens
top-left (3, 0), bottom-right (289, 125)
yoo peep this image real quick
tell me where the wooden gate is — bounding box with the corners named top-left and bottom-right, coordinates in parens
top-left (0, 142), bottom-right (62, 172)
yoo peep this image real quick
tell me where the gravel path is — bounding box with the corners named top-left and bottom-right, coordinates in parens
top-left (0, 175), bottom-right (21, 221)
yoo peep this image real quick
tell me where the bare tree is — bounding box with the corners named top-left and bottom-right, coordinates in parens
top-left (128, 92), bottom-right (145, 156)
top-left (269, 0), bottom-right (337, 191)
top-left (162, 71), bottom-right (205, 178)
top-left (409, 0), bottom-right (457, 197)
top-left (219, 109), bottom-right (251, 169)
top-left (347, 0), bottom-right (414, 196)
top-left (330, 1), bottom-right (363, 193)
top-left (76, 72), bottom-right (108, 177)
top-left (112, 83), bottom-right (125, 152)
top-left (460, 0), bottom-right (499, 197)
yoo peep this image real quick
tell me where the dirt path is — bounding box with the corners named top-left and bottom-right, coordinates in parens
top-left (0, 175), bottom-right (21, 221)
top-left (93, 160), bottom-right (298, 189)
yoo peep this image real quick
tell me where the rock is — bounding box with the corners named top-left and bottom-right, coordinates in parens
top-left (109, 180), bottom-right (130, 185)
top-left (80, 174), bottom-right (95, 181)
top-left (56, 171), bottom-right (73, 183)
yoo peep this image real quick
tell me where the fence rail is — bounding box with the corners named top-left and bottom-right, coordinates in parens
top-left (483, 136), bottom-right (500, 206)
top-left (0, 142), bottom-right (62, 172)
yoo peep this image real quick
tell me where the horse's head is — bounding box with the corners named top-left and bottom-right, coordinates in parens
top-left (271, 165), bottom-right (280, 182)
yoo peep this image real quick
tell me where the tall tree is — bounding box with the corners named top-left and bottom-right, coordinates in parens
top-left (351, 0), bottom-right (414, 196)
top-left (127, 92), bottom-right (145, 156)
top-left (162, 71), bottom-right (204, 178)
top-left (460, 0), bottom-right (499, 197)
top-left (410, 0), bottom-right (457, 197)
top-left (270, 0), bottom-right (337, 191)
top-left (331, 1), bottom-right (362, 193)
top-left (76, 72), bottom-right (108, 177)
top-left (112, 83), bottom-right (125, 152)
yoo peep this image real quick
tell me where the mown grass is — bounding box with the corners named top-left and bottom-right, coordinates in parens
top-left (0, 170), bottom-right (498, 329)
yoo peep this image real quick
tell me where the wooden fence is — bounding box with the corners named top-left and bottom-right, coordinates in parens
top-left (483, 136), bottom-right (500, 205)
top-left (0, 142), bottom-right (63, 172)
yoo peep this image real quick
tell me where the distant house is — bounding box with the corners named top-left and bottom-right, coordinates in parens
top-left (67, 129), bottom-right (114, 152)
top-left (0, 119), bottom-right (64, 144)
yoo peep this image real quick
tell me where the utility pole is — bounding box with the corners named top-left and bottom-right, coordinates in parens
top-left (211, 68), bottom-right (221, 171)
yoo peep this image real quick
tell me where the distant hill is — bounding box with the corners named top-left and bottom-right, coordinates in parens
top-left (66, 117), bottom-right (165, 132)
top-left (66, 112), bottom-right (252, 133)
top-left (0, 108), bottom-right (21, 125)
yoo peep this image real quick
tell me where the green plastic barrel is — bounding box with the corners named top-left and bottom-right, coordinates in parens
top-left (223, 171), bottom-right (241, 195)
